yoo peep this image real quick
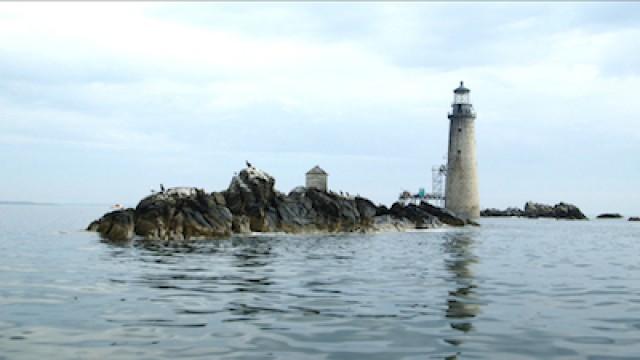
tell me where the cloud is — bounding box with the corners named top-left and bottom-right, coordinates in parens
top-left (0, 2), bottom-right (638, 213)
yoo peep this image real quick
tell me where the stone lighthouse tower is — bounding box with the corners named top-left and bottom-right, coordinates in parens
top-left (445, 81), bottom-right (480, 220)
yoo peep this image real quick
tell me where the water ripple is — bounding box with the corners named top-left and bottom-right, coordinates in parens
top-left (2, 207), bottom-right (640, 359)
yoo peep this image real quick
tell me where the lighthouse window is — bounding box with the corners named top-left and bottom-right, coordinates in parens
top-left (458, 128), bottom-right (462, 132)
top-left (457, 150), bottom-right (461, 155)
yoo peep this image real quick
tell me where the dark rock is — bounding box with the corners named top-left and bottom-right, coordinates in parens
top-left (285, 188), bottom-right (360, 232)
top-left (597, 213), bottom-right (623, 219)
top-left (88, 208), bottom-right (135, 241)
top-left (225, 167), bottom-right (276, 216)
top-left (480, 208), bottom-right (501, 217)
top-left (355, 197), bottom-right (378, 226)
top-left (552, 202), bottom-right (588, 220)
top-left (482, 202), bottom-right (587, 220)
top-left (466, 219), bottom-right (480, 226)
top-left (388, 202), bottom-right (436, 228)
top-left (418, 202), bottom-right (467, 226)
top-left (87, 219), bottom-right (101, 232)
top-left (276, 195), bottom-right (316, 233)
top-left (375, 204), bottom-right (390, 216)
top-left (232, 215), bottom-right (251, 234)
top-left (387, 201), bottom-right (464, 227)
top-left (224, 167), bottom-right (281, 232)
top-left (133, 187), bottom-right (232, 240)
top-left (211, 192), bottom-right (226, 206)
top-left (88, 165), bottom-right (470, 241)
top-left (372, 215), bottom-right (414, 231)
top-left (523, 202), bottom-right (554, 218)
top-left (480, 207), bottom-right (523, 217)
top-left (629, 217), bottom-right (640, 222)
top-left (524, 201), bottom-right (587, 220)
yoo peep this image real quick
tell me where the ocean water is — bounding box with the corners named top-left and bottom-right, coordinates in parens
top-left (1, 204), bottom-right (639, 359)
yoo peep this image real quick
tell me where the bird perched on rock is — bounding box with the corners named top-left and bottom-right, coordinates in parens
top-left (245, 160), bottom-right (253, 168)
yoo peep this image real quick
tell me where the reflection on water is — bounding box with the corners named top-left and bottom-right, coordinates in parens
top-left (444, 234), bottom-right (480, 330)
top-left (442, 233), bottom-right (481, 359)
top-left (3, 205), bottom-right (640, 359)
top-left (102, 232), bottom-right (488, 359)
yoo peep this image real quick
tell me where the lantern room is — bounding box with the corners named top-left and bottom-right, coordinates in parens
top-left (449, 81), bottom-right (475, 119)
top-left (453, 81), bottom-right (470, 104)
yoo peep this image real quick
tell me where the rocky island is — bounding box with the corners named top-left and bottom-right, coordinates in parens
top-left (596, 213), bottom-right (623, 219)
top-left (481, 201), bottom-right (587, 220)
top-left (88, 166), bottom-right (472, 242)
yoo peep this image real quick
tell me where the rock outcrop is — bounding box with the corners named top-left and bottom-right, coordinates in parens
top-left (480, 201), bottom-right (587, 220)
top-left (480, 207), bottom-right (524, 217)
top-left (88, 166), bottom-right (470, 242)
top-left (596, 213), bottom-right (623, 219)
top-left (629, 217), bottom-right (640, 222)
top-left (524, 202), bottom-right (587, 220)
top-left (87, 208), bottom-right (135, 241)
top-left (134, 188), bottom-right (233, 240)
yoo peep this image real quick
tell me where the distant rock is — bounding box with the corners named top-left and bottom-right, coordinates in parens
top-left (523, 202), bottom-right (555, 218)
top-left (88, 166), bottom-right (470, 242)
top-left (540, 202), bottom-right (587, 220)
top-left (629, 217), bottom-right (640, 222)
top-left (480, 207), bottom-right (524, 217)
top-left (596, 213), bottom-right (623, 219)
top-left (481, 201), bottom-right (587, 220)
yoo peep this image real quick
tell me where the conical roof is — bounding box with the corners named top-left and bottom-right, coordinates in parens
top-left (306, 165), bottom-right (328, 175)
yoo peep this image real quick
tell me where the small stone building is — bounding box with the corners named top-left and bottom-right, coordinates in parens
top-left (305, 165), bottom-right (328, 192)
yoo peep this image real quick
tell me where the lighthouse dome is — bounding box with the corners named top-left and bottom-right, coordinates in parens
top-left (454, 81), bottom-right (470, 93)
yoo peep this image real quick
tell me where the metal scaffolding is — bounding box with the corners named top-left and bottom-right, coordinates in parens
top-left (428, 164), bottom-right (447, 207)
top-left (397, 162), bottom-right (447, 207)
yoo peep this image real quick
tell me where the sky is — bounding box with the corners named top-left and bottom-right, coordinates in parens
top-left (0, 2), bottom-right (639, 215)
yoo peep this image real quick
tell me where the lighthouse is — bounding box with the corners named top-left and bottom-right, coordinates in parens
top-left (445, 81), bottom-right (480, 220)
